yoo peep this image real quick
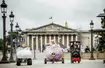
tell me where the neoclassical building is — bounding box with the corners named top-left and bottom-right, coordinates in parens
top-left (22, 23), bottom-right (96, 52)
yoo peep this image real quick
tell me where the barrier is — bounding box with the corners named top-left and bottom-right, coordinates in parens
top-left (63, 52), bottom-right (105, 59)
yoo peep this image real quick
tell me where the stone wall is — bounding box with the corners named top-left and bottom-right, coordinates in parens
top-left (81, 52), bottom-right (105, 59)
top-left (63, 52), bottom-right (105, 60)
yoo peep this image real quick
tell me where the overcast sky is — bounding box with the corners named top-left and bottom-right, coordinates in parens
top-left (0, 0), bottom-right (105, 38)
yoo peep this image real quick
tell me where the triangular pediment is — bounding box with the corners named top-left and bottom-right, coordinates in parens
top-left (26, 23), bottom-right (76, 32)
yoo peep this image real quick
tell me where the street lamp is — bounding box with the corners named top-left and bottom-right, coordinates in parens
top-left (0, 0), bottom-right (9, 63)
top-left (18, 28), bottom-right (22, 42)
top-left (89, 20), bottom-right (95, 60)
top-left (33, 36), bottom-right (36, 60)
top-left (9, 11), bottom-right (15, 62)
top-left (1, 0), bottom-right (7, 13)
top-left (15, 23), bottom-right (19, 48)
top-left (15, 23), bottom-right (19, 31)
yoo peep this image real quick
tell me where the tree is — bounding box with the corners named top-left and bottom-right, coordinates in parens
top-left (8, 32), bottom-right (17, 39)
top-left (7, 32), bottom-right (17, 45)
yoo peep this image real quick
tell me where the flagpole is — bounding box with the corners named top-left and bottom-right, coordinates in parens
top-left (49, 16), bottom-right (53, 23)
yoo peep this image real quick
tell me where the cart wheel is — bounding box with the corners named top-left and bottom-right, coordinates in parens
top-left (16, 59), bottom-right (21, 66)
top-left (52, 59), bottom-right (54, 64)
top-left (44, 58), bottom-right (47, 64)
top-left (62, 58), bottom-right (64, 64)
top-left (27, 58), bottom-right (32, 65)
top-left (71, 61), bottom-right (74, 63)
top-left (103, 60), bottom-right (105, 64)
top-left (78, 61), bottom-right (80, 63)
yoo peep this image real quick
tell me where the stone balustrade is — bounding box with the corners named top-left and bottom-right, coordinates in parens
top-left (63, 52), bottom-right (105, 60)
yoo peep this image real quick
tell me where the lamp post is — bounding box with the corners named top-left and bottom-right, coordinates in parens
top-left (97, 9), bottom-right (105, 63)
top-left (0, 0), bottom-right (9, 63)
top-left (9, 11), bottom-right (15, 62)
top-left (33, 36), bottom-right (36, 60)
top-left (89, 20), bottom-right (95, 60)
top-left (18, 28), bottom-right (22, 42)
top-left (15, 23), bottom-right (19, 48)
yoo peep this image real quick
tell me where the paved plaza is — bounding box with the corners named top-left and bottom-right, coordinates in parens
top-left (0, 60), bottom-right (105, 68)
top-left (0, 51), bottom-right (105, 68)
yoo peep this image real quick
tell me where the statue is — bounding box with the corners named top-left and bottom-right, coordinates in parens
top-left (101, 18), bottom-right (105, 28)
top-left (97, 37), bottom-right (105, 52)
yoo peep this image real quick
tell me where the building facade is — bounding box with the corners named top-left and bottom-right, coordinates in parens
top-left (22, 23), bottom-right (96, 52)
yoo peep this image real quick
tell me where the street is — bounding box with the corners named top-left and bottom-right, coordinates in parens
top-left (0, 59), bottom-right (105, 68)
top-left (0, 51), bottom-right (105, 68)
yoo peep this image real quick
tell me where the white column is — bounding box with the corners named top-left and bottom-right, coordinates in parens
top-left (27, 36), bottom-right (29, 46)
top-left (32, 36), bottom-right (34, 50)
top-left (71, 35), bottom-right (73, 41)
top-left (67, 35), bottom-right (69, 48)
top-left (76, 35), bottom-right (78, 41)
top-left (49, 35), bottom-right (51, 43)
top-left (62, 35), bottom-right (64, 45)
top-left (36, 35), bottom-right (38, 51)
top-left (45, 35), bottom-right (47, 44)
top-left (40, 36), bottom-right (43, 52)
top-left (58, 36), bottom-right (61, 43)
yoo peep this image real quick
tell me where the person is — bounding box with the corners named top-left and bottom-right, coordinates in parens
top-left (17, 41), bottom-right (28, 49)
top-left (74, 43), bottom-right (78, 49)
top-left (85, 46), bottom-right (90, 53)
top-left (17, 42), bottom-right (22, 48)
top-left (70, 43), bottom-right (74, 53)
top-left (21, 43), bottom-right (27, 48)
top-left (77, 43), bottom-right (81, 49)
top-left (50, 40), bottom-right (60, 47)
top-left (80, 45), bottom-right (85, 53)
top-left (42, 44), bottom-right (45, 52)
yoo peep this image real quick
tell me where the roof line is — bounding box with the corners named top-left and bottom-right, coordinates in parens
top-left (28, 23), bottom-right (75, 31)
